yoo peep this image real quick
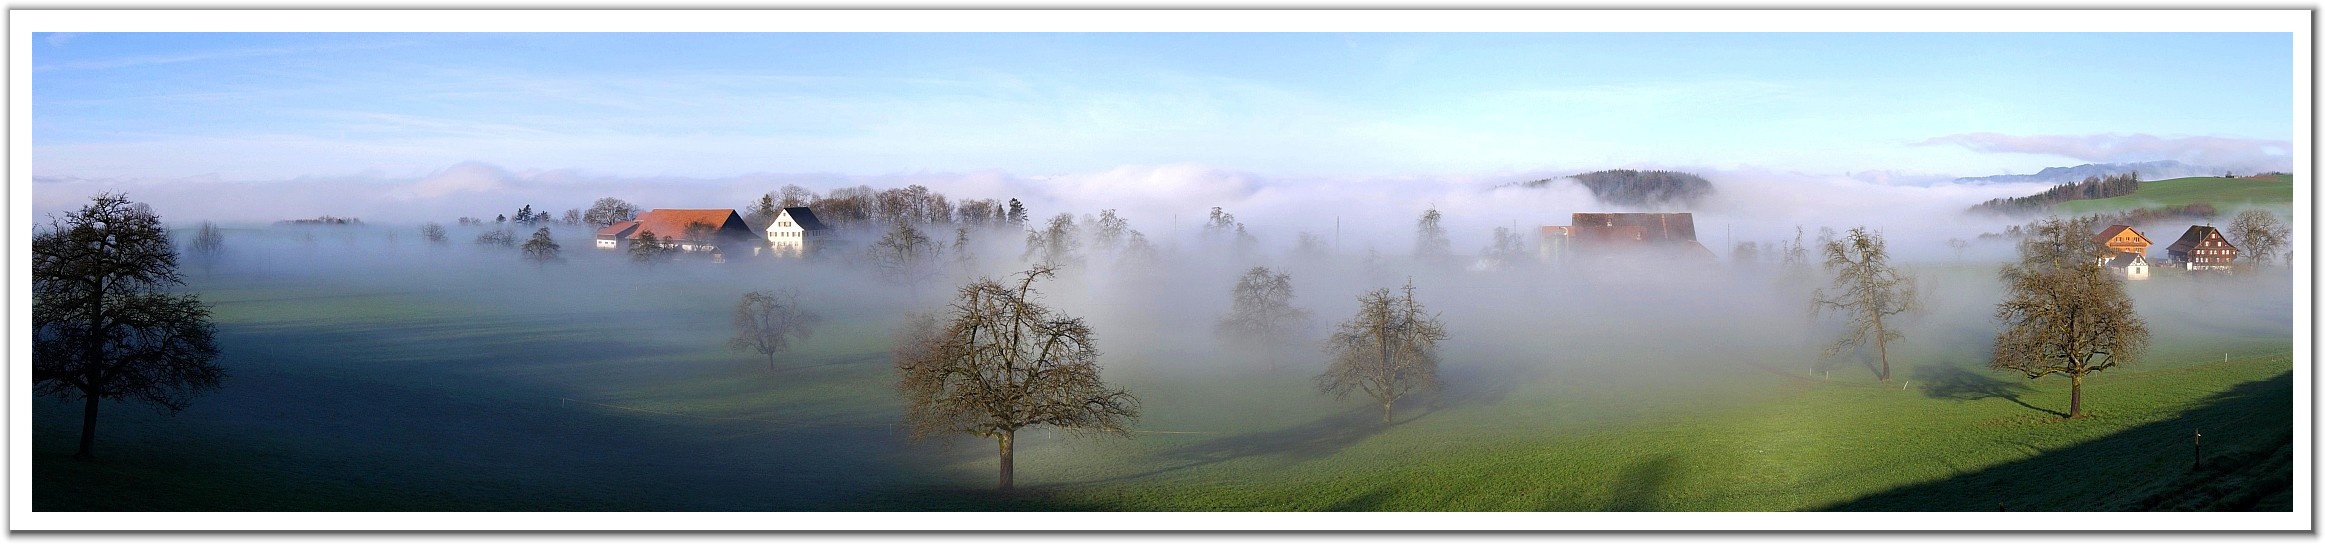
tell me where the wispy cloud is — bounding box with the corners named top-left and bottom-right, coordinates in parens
top-left (1914, 132), bottom-right (2292, 171)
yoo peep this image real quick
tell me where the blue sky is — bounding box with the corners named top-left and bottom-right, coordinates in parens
top-left (32, 31), bottom-right (2295, 182)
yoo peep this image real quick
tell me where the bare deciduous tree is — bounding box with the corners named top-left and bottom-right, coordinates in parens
top-left (1992, 216), bottom-right (2149, 419)
top-left (1219, 267), bottom-right (1311, 369)
top-left (1021, 213), bottom-right (1080, 267)
top-left (1318, 280), bottom-right (1447, 424)
top-left (520, 227), bottom-right (562, 268)
top-left (1812, 227), bottom-right (1918, 381)
top-left (474, 228), bottom-right (515, 247)
top-left (893, 265), bottom-right (1139, 490)
top-left (1414, 208), bottom-right (1451, 261)
top-left (629, 231), bottom-right (676, 265)
top-left (582, 197), bottom-right (639, 228)
top-left (34, 193), bottom-right (225, 460)
top-left (1091, 209), bottom-right (1129, 253)
top-left (187, 221), bottom-right (225, 272)
top-left (873, 221), bottom-right (944, 293)
top-left (420, 222), bottom-right (448, 244)
top-left (728, 289), bottom-right (822, 370)
top-left (2227, 208), bottom-right (2290, 265)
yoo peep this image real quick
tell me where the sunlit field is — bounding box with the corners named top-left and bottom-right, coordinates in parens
top-left (32, 223), bottom-right (2294, 512)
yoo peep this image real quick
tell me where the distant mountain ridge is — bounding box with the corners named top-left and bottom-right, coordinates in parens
top-left (1954, 160), bottom-right (2223, 185)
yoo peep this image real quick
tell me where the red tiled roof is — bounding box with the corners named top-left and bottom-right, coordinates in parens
top-left (631, 209), bottom-right (748, 243)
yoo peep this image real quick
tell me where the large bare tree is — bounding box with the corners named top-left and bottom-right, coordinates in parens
top-left (1318, 280), bottom-right (1447, 424)
top-left (1811, 226), bottom-right (1918, 381)
top-left (2227, 208), bottom-right (2290, 265)
top-left (1992, 216), bottom-right (2149, 419)
top-left (1218, 266), bottom-right (1310, 369)
top-left (728, 289), bottom-right (822, 370)
top-left (582, 197), bottom-right (639, 228)
top-left (34, 193), bottom-right (225, 460)
top-left (893, 265), bottom-right (1139, 490)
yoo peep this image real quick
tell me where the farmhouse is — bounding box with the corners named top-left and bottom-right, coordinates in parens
top-left (617, 209), bottom-right (759, 253)
top-left (2092, 224), bottom-right (2152, 256)
top-left (762, 207), bottom-right (831, 257)
top-left (2091, 224), bottom-right (2153, 280)
top-left (2165, 225), bottom-right (2239, 271)
top-left (1539, 212), bottom-right (1714, 264)
top-left (2108, 252), bottom-right (2151, 280)
top-left (594, 221), bottom-right (640, 249)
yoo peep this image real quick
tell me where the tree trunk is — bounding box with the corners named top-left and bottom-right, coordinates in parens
top-left (997, 429), bottom-right (1015, 491)
top-left (767, 352), bottom-right (776, 371)
top-left (2068, 374), bottom-right (2084, 419)
top-left (75, 394), bottom-right (100, 460)
top-left (1872, 314), bottom-right (1890, 381)
top-left (1381, 399), bottom-right (1395, 425)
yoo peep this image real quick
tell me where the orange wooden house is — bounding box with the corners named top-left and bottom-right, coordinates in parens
top-left (2091, 224), bottom-right (2152, 256)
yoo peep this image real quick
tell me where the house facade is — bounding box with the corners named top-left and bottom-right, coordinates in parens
top-left (2166, 225), bottom-right (2239, 271)
top-left (763, 207), bottom-right (831, 257)
top-left (2092, 224), bottom-right (2152, 256)
top-left (2108, 252), bottom-right (2151, 280)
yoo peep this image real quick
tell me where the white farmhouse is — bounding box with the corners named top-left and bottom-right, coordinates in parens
top-left (763, 207), bottom-right (831, 257)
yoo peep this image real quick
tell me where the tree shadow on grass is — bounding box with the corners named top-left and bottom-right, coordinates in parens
top-left (1910, 364), bottom-right (2066, 418)
top-left (1606, 453), bottom-right (1681, 511)
top-left (1054, 407), bottom-right (1403, 487)
top-left (1825, 371), bottom-right (2291, 511)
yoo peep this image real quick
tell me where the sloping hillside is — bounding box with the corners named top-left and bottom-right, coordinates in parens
top-left (2053, 174), bottom-right (2293, 215)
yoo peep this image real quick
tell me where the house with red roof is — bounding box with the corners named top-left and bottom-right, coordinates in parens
top-left (593, 209), bottom-right (757, 254)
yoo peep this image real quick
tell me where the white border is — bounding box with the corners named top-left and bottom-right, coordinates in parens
top-left (8, 8), bottom-right (2313, 533)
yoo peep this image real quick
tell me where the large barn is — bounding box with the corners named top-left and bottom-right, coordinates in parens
top-left (598, 209), bottom-right (758, 253)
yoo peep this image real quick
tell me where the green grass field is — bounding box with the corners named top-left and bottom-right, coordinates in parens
top-left (30, 228), bottom-right (2296, 513)
top-left (2052, 174), bottom-right (2294, 216)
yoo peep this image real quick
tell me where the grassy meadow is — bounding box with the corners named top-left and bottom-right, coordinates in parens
top-left (30, 223), bottom-right (2296, 513)
top-left (2051, 174), bottom-right (2295, 216)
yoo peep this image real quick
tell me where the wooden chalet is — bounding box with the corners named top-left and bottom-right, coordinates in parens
top-left (2092, 224), bottom-right (2152, 256)
top-left (2166, 225), bottom-right (2239, 271)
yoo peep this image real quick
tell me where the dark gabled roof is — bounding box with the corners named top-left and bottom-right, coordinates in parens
top-left (780, 207), bottom-right (830, 231)
top-left (2107, 253), bottom-right (2146, 268)
top-left (2166, 225), bottom-right (2232, 253)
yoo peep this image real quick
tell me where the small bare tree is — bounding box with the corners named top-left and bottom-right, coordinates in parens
top-left (1414, 207), bottom-right (1451, 262)
top-left (728, 289), bottom-right (822, 370)
top-left (520, 227), bottom-right (563, 268)
top-left (1318, 280), bottom-right (1447, 424)
top-left (474, 228), bottom-right (515, 247)
top-left (1218, 266), bottom-right (1310, 369)
top-left (187, 221), bottom-right (225, 272)
top-left (872, 221), bottom-right (943, 292)
top-left (1993, 217), bottom-right (2149, 419)
top-left (420, 222), bottom-right (448, 245)
top-left (1811, 227), bottom-right (1917, 381)
top-left (893, 265), bottom-right (1139, 490)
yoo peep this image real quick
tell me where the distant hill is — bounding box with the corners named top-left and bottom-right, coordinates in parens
top-left (1954, 160), bottom-right (2222, 185)
top-left (2052, 173), bottom-right (2294, 216)
top-left (1519, 169), bottom-right (1714, 208)
top-left (1969, 173), bottom-right (2141, 215)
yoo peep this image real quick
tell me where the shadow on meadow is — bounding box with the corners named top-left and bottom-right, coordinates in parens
top-left (1910, 364), bottom-right (2065, 419)
top-left (1825, 370), bottom-right (2291, 511)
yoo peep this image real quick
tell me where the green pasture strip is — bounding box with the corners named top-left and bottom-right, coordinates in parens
top-left (2052, 175), bottom-right (2293, 215)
